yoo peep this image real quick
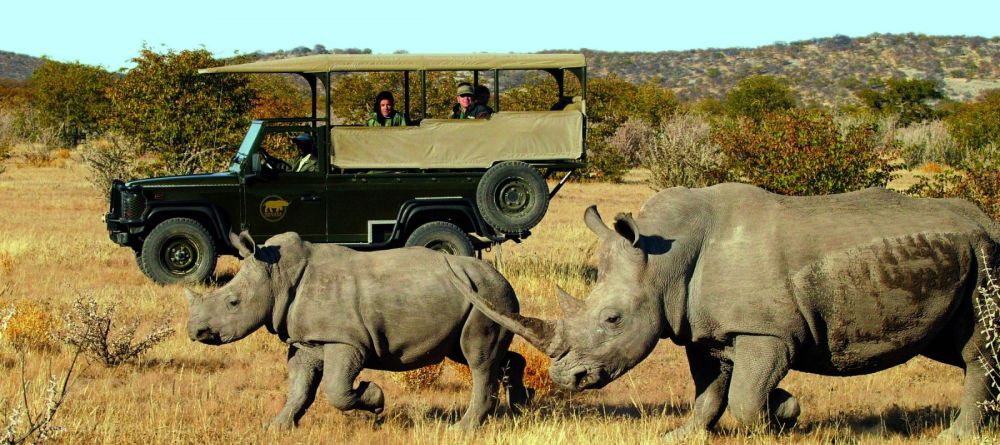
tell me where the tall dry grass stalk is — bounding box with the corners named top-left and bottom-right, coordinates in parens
top-left (78, 132), bottom-right (149, 199)
top-left (896, 120), bottom-right (963, 168)
top-left (974, 250), bottom-right (1000, 413)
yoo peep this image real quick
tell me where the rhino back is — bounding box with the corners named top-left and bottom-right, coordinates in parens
top-left (284, 246), bottom-right (503, 370)
top-left (646, 184), bottom-right (995, 373)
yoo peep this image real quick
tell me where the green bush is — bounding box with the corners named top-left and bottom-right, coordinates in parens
top-left (946, 89), bottom-right (1000, 152)
top-left (855, 77), bottom-right (944, 126)
top-left (714, 109), bottom-right (900, 195)
top-left (106, 48), bottom-right (255, 174)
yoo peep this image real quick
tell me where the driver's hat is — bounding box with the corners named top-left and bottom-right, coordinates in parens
top-left (291, 132), bottom-right (313, 145)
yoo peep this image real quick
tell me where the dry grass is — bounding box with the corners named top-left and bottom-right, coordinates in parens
top-left (0, 160), bottom-right (995, 443)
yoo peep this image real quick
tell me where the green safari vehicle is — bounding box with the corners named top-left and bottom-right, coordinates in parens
top-left (104, 53), bottom-right (588, 285)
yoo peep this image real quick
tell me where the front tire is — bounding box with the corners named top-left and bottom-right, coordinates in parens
top-left (404, 221), bottom-right (475, 257)
top-left (138, 217), bottom-right (217, 285)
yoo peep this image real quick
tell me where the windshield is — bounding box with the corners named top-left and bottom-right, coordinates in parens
top-left (229, 121), bottom-right (264, 172)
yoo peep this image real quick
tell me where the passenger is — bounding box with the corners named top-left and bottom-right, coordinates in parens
top-left (450, 83), bottom-right (491, 119)
top-left (289, 133), bottom-right (318, 173)
top-left (366, 91), bottom-right (407, 127)
top-left (474, 85), bottom-right (494, 116)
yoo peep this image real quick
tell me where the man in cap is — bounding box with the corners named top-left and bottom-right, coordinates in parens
top-left (289, 133), bottom-right (318, 173)
top-left (450, 82), bottom-right (491, 119)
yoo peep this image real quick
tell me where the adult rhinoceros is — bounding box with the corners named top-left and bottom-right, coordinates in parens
top-left (461, 183), bottom-right (1000, 438)
top-left (186, 231), bottom-right (530, 430)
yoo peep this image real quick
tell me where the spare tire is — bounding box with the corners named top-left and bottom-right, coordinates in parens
top-left (476, 161), bottom-right (549, 234)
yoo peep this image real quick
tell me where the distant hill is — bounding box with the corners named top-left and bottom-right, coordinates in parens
top-left (3, 34), bottom-right (999, 105)
top-left (0, 50), bottom-right (44, 81)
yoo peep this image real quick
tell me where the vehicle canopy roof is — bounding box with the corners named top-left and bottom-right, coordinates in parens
top-left (199, 53), bottom-right (586, 74)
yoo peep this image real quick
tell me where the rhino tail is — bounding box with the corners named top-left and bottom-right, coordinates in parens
top-left (445, 256), bottom-right (559, 356)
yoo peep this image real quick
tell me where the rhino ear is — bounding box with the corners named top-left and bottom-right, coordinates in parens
top-left (555, 285), bottom-right (585, 317)
top-left (184, 288), bottom-right (201, 306)
top-left (613, 213), bottom-right (641, 247)
top-left (584, 205), bottom-right (615, 239)
top-left (229, 231), bottom-right (255, 258)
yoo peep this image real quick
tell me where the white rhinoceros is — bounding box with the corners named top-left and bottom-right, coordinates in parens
top-left (461, 183), bottom-right (1000, 438)
top-left (186, 231), bottom-right (530, 429)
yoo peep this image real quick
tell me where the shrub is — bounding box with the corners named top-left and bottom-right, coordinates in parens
top-left (515, 343), bottom-right (555, 397)
top-left (643, 113), bottom-right (725, 189)
top-left (30, 59), bottom-right (115, 146)
top-left (607, 118), bottom-right (656, 168)
top-left (907, 145), bottom-right (1000, 220)
top-left (55, 297), bottom-right (174, 367)
top-left (1, 300), bottom-right (54, 351)
top-left (855, 77), bottom-right (944, 126)
top-left (714, 109), bottom-right (900, 196)
top-left (946, 89), bottom-right (1000, 152)
top-left (389, 363), bottom-right (444, 390)
top-left (974, 252), bottom-right (1000, 414)
top-left (0, 351), bottom-right (79, 445)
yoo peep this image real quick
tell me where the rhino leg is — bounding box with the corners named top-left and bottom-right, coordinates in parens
top-left (321, 343), bottom-right (384, 414)
top-left (502, 351), bottom-right (531, 414)
top-left (271, 345), bottom-right (324, 429)
top-left (726, 335), bottom-right (791, 431)
top-left (665, 346), bottom-right (732, 440)
top-left (924, 315), bottom-right (992, 438)
top-left (451, 309), bottom-right (508, 430)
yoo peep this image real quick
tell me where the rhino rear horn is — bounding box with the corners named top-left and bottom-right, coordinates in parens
top-left (555, 285), bottom-right (584, 317)
top-left (184, 288), bottom-right (201, 306)
top-left (229, 231), bottom-right (256, 258)
top-left (584, 205), bottom-right (615, 240)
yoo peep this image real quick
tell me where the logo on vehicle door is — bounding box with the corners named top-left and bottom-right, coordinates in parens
top-left (260, 196), bottom-right (290, 222)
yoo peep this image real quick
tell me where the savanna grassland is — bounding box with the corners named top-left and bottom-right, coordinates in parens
top-left (0, 160), bottom-right (994, 444)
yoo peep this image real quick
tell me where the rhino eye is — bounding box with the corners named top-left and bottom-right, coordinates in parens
top-left (600, 309), bottom-right (622, 326)
top-left (605, 314), bottom-right (621, 324)
top-left (227, 296), bottom-right (240, 308)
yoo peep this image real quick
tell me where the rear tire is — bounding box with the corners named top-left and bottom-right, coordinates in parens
top-left (138, 217), bottom-right (217, 285)
top-left (404, 221), bottom-right (475, 257)
top-left (476, 161), bottom-right (549, 234)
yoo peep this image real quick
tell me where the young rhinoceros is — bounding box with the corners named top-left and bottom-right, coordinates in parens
top-left (185, 231), bottom-right (530, 429)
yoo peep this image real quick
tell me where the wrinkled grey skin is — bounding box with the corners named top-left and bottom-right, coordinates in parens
top-left (461, 183), bottom-right (1000, 438)
top-left (186, 231), bottom-right (529, 430)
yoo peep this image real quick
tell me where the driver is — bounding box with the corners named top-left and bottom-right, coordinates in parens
top-left (288, 133), bottom-right (318, 173)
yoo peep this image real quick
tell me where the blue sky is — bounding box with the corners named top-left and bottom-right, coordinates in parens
top-left (3, 0), bottom-right (998, 70)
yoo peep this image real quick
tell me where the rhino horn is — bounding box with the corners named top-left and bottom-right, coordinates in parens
top-left (229, 231), bottom-right (256, 258)
top-left (184, 288), bottom-right (200, 306)
top-left (555, 285), bottom-right (584, 317)
top-left (584, 205), bottom-right (615, 240)
top-left (452, 277), bottom-right (560, 356)
top-left (613, 212), bottom-right (641, 247)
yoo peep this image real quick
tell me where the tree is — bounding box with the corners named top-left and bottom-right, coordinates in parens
top-left (723, 75), bottom-right (797, 121)
top-left (30, 59), bottom-right (115, 146)
top-left (855, 77), bottom-right (944, 126)
top-left (106, 48), bottom-right (255, 173)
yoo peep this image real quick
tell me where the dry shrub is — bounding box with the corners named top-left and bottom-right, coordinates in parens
top-left (607, 118), bottom-right (656, 167)
top-left (908, 144), bottom-right (1000, 220)
top-left (389, 363), bottom-right (444, 390)
top-left (54, 296), bottom-right (174, 367)
top-left (79, 132), bottom-right (155, 199)
top-left (446, 359), bottom-right (472, 385)
top-left (921, 162), bottom-right (943, 174)
top-left (15, 143), bottom-right (61, 168)
top-left (643, 113), bottom-right (725, 189)
top-left (516, 343), bottom-right (555, 397)
top-left (1, 299), bottom-right (54, 351)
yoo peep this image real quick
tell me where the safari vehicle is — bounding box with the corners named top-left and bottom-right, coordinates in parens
top-left (105, 53), bottom-right (587, 285)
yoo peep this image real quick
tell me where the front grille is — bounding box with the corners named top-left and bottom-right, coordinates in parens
top-left (120, 190), bottom-right (146, 220)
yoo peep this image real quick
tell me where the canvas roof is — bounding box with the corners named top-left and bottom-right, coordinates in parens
top-left (199, 53), bottom-right (586, 74)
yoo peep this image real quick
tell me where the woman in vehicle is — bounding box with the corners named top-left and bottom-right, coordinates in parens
top-left (366, 91), bottom-right (407, 127)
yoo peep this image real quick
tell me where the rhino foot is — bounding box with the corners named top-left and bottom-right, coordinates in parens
top-left (356, 381), bottom-right (385, 414)
top-left (768, 388), bottom-right (800, 431)
top-left (268, 416), bottom-right (296, 430)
